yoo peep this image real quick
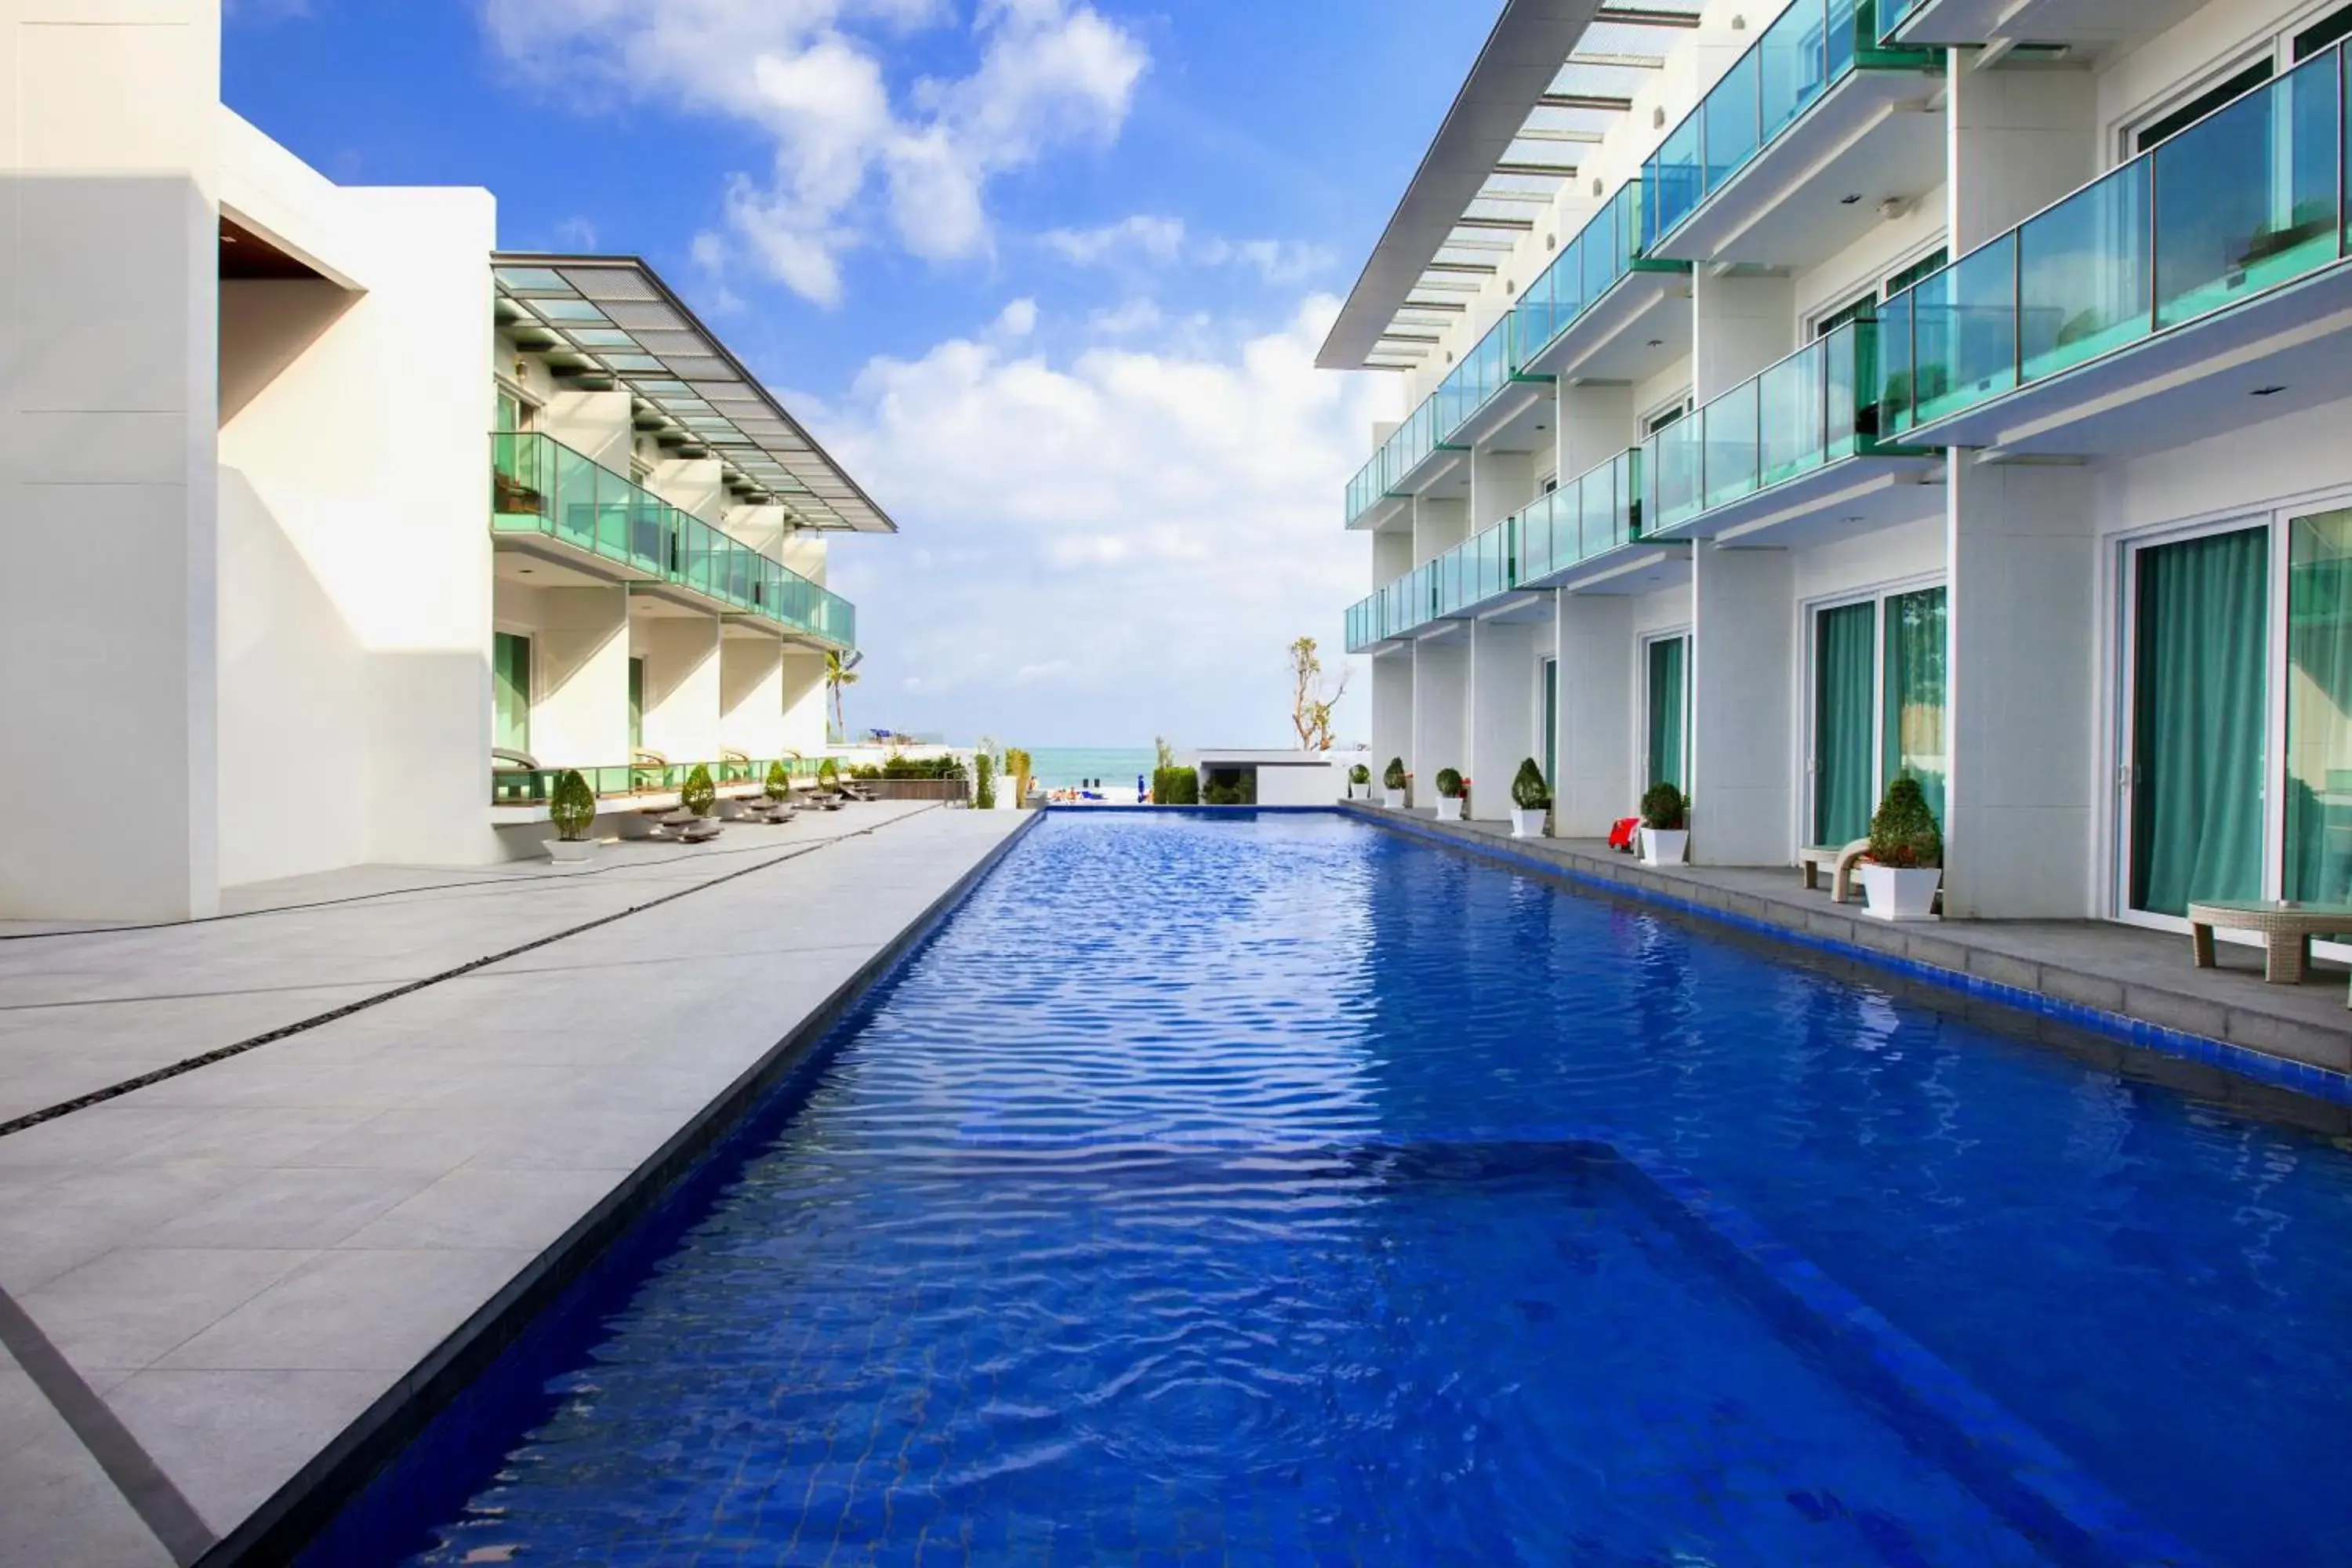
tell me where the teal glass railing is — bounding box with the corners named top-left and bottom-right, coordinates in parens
top-left (1877, 0), bottom-right (1926, 39)
top-left (1343, 450), bottom-right (1648, 651)
top-left (1342, 307), bottom-right (1552, 526)
top-left (1645, 1), bottom-right (1934, 246)
top-left (1515, 181), bottom-right (1686, 364)
top-left (1881, 39), bottom-right (2349, 436)
top-left (490, 755), bottom-right (826, 806)
top-left (1646, 320), bottom-right (1883, 534)
top-left (493, 432), bottom-right (856, 650)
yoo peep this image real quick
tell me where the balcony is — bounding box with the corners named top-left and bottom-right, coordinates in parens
top-left (492, 432), bottom-right (857, 651)
top-left (1342, 450), bottom-right (1661, 653)
top-left (1875, 38), bottom-right (2352, 459)
top-left (1515, 180), bottom-right (1695, 384)
top-left (1643, 0), bottom-right (1940, 270)
top-left (1646, 319), bottom-right (1936, 543)
top-left (1880, 0), bottom-right (2206, 52)
top-left (491, 755), bottom-right (824, 809)
top-left (1341, 310), bottom-right (1554, 529)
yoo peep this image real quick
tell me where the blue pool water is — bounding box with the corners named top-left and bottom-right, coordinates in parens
top-left (322, 813), bottom-right (2352, 1565)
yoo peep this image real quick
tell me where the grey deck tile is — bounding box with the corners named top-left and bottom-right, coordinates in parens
top-left (21, 1247), bottom-right (315, 1371)
top-left (137, 1167), bottom-right (440, 1250)
top-left (105, 1367), bottom-right (394, 1538)
top-left (155, 1247), bottom-right (538, 1372)
top-left (336, 1167), bottom-right (617, 1253)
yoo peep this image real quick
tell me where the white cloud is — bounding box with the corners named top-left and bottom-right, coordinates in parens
top-left (1087, 298), bottom-right (1163, 335)
top-left (1196, 237), bottom-right (1336, 285)
top-left (1041, 214), bottom-right (1186, 266)
top-left (480, 0), bottom-right (1145, 305)
top-left (1040, 215), bottom-right (1335, 286)
top-left (807, 295), bottom-right (1386, 746)
top-left (993, 297), bottom-right (1040, 336)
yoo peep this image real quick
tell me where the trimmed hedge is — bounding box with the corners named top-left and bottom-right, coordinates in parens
top-left (1152, 766), bottom-right (1200, 806)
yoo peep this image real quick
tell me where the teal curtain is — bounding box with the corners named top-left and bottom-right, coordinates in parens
top-left (492, 632), bottom-right (530, 754)
top-left (628, 657), bottom-right (646, 752)
top-left (1882, 586), bottom-right (1948, 827)
top-left (2131, 527), bottom-right (2269, 916)
top-left (1647, 637), bottom-right (1686, 790)
top-left (1813, 603), bottom-right (1876, 845)
top-left (1542, 658), bottom-right (1560, 789)
top-left (2286, 510), bottom-right (2352, 902)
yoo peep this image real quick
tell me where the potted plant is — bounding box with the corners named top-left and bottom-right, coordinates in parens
top-left (1857, 775), bottom-right (1943, 921)
top-left (1348, 762), bottom-right (1371, 801)
top-left (1639, 782), bottom-right (1687, 866)
top-left (546, 768), bottom-right (597, 863)
top-left (975, 752), bottom-right (997, 810)
top-left (1382, 757), bottom-right (1409, 809)
top-left (816, 757), bottom-right (840, 796)
top-left (764, 760), bottom-right (791, 806)
top-left (682, 762), bottom-right (717, 818)
top-left (1509, 758), bottom-right (1550, 840)
top-left (1434, 768), bottom-right (1467, 822)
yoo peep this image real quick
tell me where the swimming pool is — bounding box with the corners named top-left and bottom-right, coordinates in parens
top-left (314, 812), bottom-right (2352, 1565)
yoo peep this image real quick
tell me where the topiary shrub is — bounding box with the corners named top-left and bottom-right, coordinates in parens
top-left (1867, 775), bottom-right (1942, 869)
top-left (1640, 781), bottom-right (1686, 831)
top-left (550, 769), bottom-right (597, 842)
top-left (1383, 757), bottom-right (1407, 791)
top-left (1153, 766), bottom-right (1200, 806)
top-left (681, 762), bottom-right (717, 818)
top-left (764, 760), bottom-right (790, 803)
top-left (1511, 758), bottom-right (1550, 811)
top-left (817, 757), bottom-right (840, 790)
top-left (1435, 768), bottom-right (1465, 800)
top-left (1349, 763), bottom-right (1371, 787)
top-left (975, 752), bottom-right (996, 810)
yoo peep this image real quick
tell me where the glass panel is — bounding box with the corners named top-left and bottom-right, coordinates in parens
top-left (1827, 0), bottom-right (1858, 81)
top-left (1878, 286), bottom-right (1916, 434)
top-left (1652, 416), bottom-right (1705, 533)
top-left (1758, 336), bottom-right (1827, 488)
top-left (1704, 50), bottom-right (1763, 194)
top-left (1647, 637), bottom-right (1688, 792)
top-left (1650, 115), bottom-right (1704, 240)
top-left (2129, 527), bottom-right (2270, 916)
top-left (1760, 0), bottom-right (1828, 145)
top-left (2019, 160), bottom-right (2152, 383)
top-left (1827, 319), bottom-right (1864, 457)
top-left (1814, 601), bottom-right (1877, 846)
top-left (627, 657), bottom-right (645, 753)
top-left (2154, 53), bottom-right (2343, 330)
top-left (2286, 509), bottom-right (2352, 902)
top-left (1701, 379), bottom-right (1760, 512)
top-left (1913, 234), bottom-right (2016, 423)
top-left (492, 633), bottom-right (531, 755)
top-left (1882, 586), bottom-right (1947, 828)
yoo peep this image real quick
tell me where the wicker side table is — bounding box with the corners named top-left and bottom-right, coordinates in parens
top-left (2185, 900), bottom-right (2352, 987)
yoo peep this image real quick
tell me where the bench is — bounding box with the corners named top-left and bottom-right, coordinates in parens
top-left (2186, 899), bottom-right (2352, 991)
top-left (1798, 840), bottom-right (1870, 904)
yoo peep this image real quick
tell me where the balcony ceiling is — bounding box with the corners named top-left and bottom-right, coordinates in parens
top-left (1316, 0), bottom-right (1705, 372)
top-left (1889, 0), bottom-right (2206, 52)
top-left (492, 252), bottom-right (897, 534)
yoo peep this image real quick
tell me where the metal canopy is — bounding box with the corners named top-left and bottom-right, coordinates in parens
top-left (1319, 0), bottom-right (1704, 371)
top-left (492, 252), bottom-right (897, 534)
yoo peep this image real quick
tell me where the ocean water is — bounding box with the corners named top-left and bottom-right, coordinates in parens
top-left (1006, 746), bottom-right (1159, 790)
top-left (315, 812), bottom-right (2352, 1566)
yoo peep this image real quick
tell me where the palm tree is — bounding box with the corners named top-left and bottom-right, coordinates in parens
top-left (826, 650), bottom-right (859, 740)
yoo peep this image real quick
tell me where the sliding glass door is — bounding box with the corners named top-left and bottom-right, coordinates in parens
top-left (1646, 636), bottom-right (1687, 791)
top-left (2286, 509), bottom-right (2352, 902)
top-left (1813, 603), bottom-right (1876, 845)
top-left (1883, 586), bottom-right (1947, 825)
top-left (2126, 526), bottom-right (2269, 917)
top-left (492, 632), bottom-right (531, 755)
top-left (1541, 657), bottom-right (1560, 791)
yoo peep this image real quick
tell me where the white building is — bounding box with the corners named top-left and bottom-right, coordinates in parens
top-left (1329, 0), bottom-right (2352, 935)
top-left (0, 1), bottom-right (893, 921)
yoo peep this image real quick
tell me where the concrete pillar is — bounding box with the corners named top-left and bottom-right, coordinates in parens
top-left (1470, 615), bottom-right (1544, 820)
top-left (531, 586), bottom-right (630, 768)
top-left (1948, 60), bottom-right (2096, 250)
top-left (1371, 646), bottom-right (1415, 786)
top-left (781, 648), bottom-right (829, 754)
top-left (1944, 460), bottom-right (2096, 918)
top-left (1692, 270), bottom-right (1795, 404)
top-left (1555, 594), bottom-right (1636, 837)
top-left (1373, 527), bottom-right (1414, 584)
top-left (1412, 637), bottom-right (1470, 798)
top-left (1558, 384), bottom-right (1635, 482)
top-left (1690, 545), bottom-right (1796, 866)
top-left (1413, 495), bottom-right (1468, 566)
top-left (649, 456), bottom-right (724, 524)
top-left (0, 2), bottom-right (223, 918)
top-left (1470, 446), bottom-right (1535, 532)
top-left (634, 612), bottom-right (722, 762)
top-left (541, 389), bottom-right (632, 473)
top-left (718, 630), bottom-right (784, 757)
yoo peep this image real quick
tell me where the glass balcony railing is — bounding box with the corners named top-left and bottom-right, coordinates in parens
top-left (1878, 38), bottom-right (2350, 437)
top-left (1341, 450), bottom-right (1646, 652)
top-left (1644, 1), bottom-right (1935, 247)
top-left (1876, 0), bottom-right (1926, 39)
top-left (489, 756), bottom-right (827, 807)
top-left (492, 431), bottom-right (857, 650)
top-left (1342, 307), bottom-right (1549, 526)
top-left (1646, 320), bottom-right (1888, 534)
top-left (1515, 180), bottom-right (1686, 365)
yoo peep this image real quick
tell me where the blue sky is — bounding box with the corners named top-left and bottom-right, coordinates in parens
top-left (226, 0), bottom-right (1495, 748)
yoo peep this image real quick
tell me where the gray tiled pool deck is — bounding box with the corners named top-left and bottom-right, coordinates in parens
top-left (0, 801), bottom-right (1026, 1566)
top-left (1348, 804), bottom-right (2352, 1084)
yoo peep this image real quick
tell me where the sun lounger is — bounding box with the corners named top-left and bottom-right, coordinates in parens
top-left (1798, 840), bottom-right (1871, 903)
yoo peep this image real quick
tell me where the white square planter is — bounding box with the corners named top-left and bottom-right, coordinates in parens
top-left (1383, 788), bottom-right (1407, 809)
top-left (1857, 864), bottom-right (1942, 921)
top-left (546, 838), bottom-right (595, 864)
top-left (1510, 808), bottom-right (1547, 840)
top-left (1639, 828), bottom-right (1688, 866)
top-left (1436, 797), bottom-right (1465, 822)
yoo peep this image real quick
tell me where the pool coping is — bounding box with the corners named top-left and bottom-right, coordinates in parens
top-left (1341, 804), bottom-right (2352, 1109)
top-left (202, 810), bottom-right (1046, 1568)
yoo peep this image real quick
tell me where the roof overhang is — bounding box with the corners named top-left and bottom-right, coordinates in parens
top-left (1318, 0), bottom-right (1704, 372)
top-left (492, 252), bottom-right (897, 534)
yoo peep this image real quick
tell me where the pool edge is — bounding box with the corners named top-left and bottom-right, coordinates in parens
top-left (198, 808), bottom-right (1047, 1568)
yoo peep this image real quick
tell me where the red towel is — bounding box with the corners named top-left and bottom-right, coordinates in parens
top-left (1606, 816), bottom-right (1642, 852)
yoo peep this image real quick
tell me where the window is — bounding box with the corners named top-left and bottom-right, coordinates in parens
top-left (492, 633), bottom-right (531, 755)
top-left (2134, 60), bottom-right (2275, 154)
top-left (2284, 510), bottom-right (2352, 901)
top-left (1809, 250), bottom-right (1945, 339)
top-left (1806, 586), bottom-right (1947, 848)
top-left (628, 656), bottom-right (645, 753)
top-left (2294, 2), bottom-right (2352, 61)
top-left (1645, 635), bottom-right (1688, 792)
top-left (1645, 400), bottom-right (1692, 436)
top-left (495, 387), bottom-right (524, 434)
top-left (1882, 247), bottom-right (1948, 299)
